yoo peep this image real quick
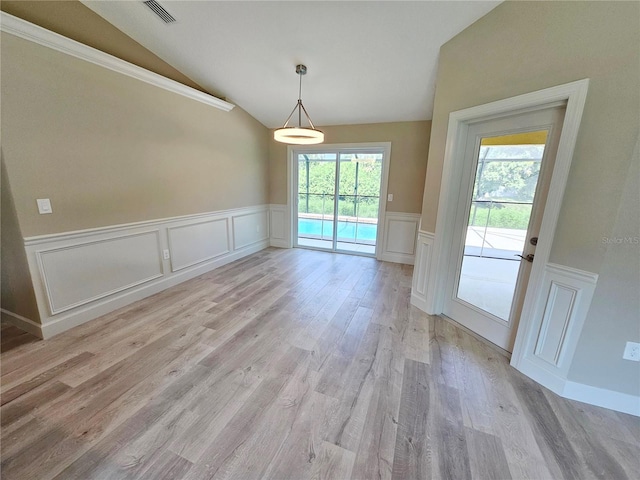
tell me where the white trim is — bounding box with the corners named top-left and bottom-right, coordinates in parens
top-left (379, 212), bottom-right (421, 265)
top-left (36, 230), bottom-right (164, 315)
top-left (414, 79), bottom-right (589, 351)
top-left (425, 79), bottom-right (589, 321)
top-left (269, 204), bottom-right (291, 248)
top-left (286, 142), bottom-right (392, 258)
top-left (521, 262), bottom-right (598, 376)
top-left (21, 205), bottom-right (270, 339)
top-left (562, 381), bottom-right (640, 417)
top-left (1, 309), bottom-right (44, 339)
top-left (0, 12), bottom-right (234, 112)
top-left (23, 205), bottom-right (258, 246)
top-left (167, 218), bottom-right (230, 272)
top-left (411, 230), bottom-right (436, 312)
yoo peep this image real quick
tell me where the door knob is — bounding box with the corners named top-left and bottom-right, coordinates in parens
top-left (515, 253), bottom-right (535, 263)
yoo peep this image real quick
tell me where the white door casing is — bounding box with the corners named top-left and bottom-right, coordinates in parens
top-left (443, 105), bottom-right (566, 351)
top-left (414, 79), bottom-right (589, 368)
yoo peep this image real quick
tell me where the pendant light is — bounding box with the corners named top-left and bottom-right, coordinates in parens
top-left (273, 64), bottom-right (324, 145)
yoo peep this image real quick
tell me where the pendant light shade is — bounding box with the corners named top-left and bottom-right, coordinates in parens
top-left (274, 65), bottom-right (324, 145)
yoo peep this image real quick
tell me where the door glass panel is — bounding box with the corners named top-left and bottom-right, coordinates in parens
top-left (297, 153), bottom-right (336, 250)
top-left (336, 153), bottom-right (383, 254)
top-left (456, 131), bottom-right (548, 321)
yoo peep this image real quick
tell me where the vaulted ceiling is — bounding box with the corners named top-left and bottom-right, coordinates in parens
top-left (81, 1), bottom-right (500, 127)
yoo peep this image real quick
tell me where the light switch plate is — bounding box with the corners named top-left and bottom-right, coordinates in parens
top-left (36, 198), bottom-right (52, 214)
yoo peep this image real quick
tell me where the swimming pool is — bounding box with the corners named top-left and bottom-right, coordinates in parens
top-left (298, 218), bottom-right (377, 243)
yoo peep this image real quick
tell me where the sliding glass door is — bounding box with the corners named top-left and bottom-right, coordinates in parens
top-left (294, 148), bottom-right (384, 256)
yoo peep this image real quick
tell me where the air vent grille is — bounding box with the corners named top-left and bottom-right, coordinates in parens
top-left (143, 0), bottom-right (176, 24)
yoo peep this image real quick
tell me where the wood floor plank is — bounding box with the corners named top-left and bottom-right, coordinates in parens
top-left (433, 382), bottom-right (472, 480)
top-left (464, 427), bottom-right (513, 480)
top-left (1, 351), bottom-right (93, 405)
top-left (182, 347), bottom-right (308, 480)
top-left (391, 359), bottom-right (430, 480)
top-left (510, 371), bottom-right (584, 480)
top-left (1, 248), bottom-right (636, 480)
top-left (309, 441), bottom-right (356, 480)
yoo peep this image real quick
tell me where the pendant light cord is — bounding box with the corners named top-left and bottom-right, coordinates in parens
top-left (298, 70), bottom-right (303, 127)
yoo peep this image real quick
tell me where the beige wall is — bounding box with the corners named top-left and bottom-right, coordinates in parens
top-left (1, 33), bottom-right (270, 237)
top-left (270, 121), bottom-right (431, 214)
top-left (1, 154), bottom-right (41, 322)
top-left (421, 1), bottom-right (640, 396)
top-left (0, 0), bottom-right (210, 94)
top-left (568, 137), bottom-right (639, 396)
top-left (421, 1), bottom-right (639, 274)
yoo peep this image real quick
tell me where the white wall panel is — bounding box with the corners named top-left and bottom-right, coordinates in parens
top-left (534, 281), bottom-right (578, 366)
top-left (168, 219), bottom-right (229, 272)
top-left (38, 230), bottom-right (163, 314)
top-left (411, 230), bottom-right (435, 312)
top-left (233, 210), bottom-right (268, 250)
top-left (379, 212), bottom-right (420, 264)
top-left (21, 205), bottom-right (270, 338)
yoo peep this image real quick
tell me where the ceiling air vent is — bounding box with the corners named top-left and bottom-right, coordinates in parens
top-left (143, 0), bottom-right (176, 24)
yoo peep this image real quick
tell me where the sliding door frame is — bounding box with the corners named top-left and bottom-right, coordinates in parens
top-left (287, 142), bottom-right (391, 259)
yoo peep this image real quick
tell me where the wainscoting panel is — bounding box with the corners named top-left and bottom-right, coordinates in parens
top-left (37, 230), bottom-right (163, 314)
top-left (515, 263), bottom-right (599, 399)
top-left (534, 280), bottom-right (579, 366)
top-left (168, 218), bottom-right (229, 272)
top-left (379, 212), bottom-right (420, 265)
top-left (411, 230), bottom-right (435, 311)
top-left (269, 204), bottom-right (290, 248)
top-left (233, 210), bottom-right (269, 250)
top-left (20, 205), bottom-right (270, 338)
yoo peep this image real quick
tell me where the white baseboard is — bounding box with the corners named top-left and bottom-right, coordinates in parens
top-left (379, 212), bottom-right (420, 265)
top-left (563, 381), bottom-right (640, 417)
top-left (21, 205), bottom-right (270, 339)
top-left (518, 356), bottom-right (639, 416)
top-left (1, 309), bottom-right (44, 339)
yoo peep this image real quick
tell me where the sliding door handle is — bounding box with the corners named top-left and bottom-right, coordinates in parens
top-left (515, 254), bottom-right (535, 263)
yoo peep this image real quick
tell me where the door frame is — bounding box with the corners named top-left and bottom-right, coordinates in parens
top-left (287, 142), bottom-right (391, 259)
top-left (423, 79), bottom-right (589, 364)
top-left (443, 107), bottom-right (566, 351)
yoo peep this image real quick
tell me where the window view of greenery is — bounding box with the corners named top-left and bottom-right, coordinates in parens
top-left (468, 145), bottom-right (544, 230)
top-left (297, 153), bottom-right (382, 249)
top-left (298, 154), bottom-right (382, 219)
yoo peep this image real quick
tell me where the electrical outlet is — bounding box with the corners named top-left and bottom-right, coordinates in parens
top-left (623, 342), bottom-right (640, 361)
top-left (387, 193), bottom-right (393, 202)
top-left (163, 249), bottom-right (170, 260)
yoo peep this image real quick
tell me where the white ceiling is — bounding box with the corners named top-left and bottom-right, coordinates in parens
top-left (81, 1), bottom-right (500, 127)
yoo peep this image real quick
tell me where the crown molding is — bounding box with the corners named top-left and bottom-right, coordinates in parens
top-left (0, 12), bottom-right (235, 112)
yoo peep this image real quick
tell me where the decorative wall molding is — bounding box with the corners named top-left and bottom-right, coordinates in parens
top-left (167, 218), bottom-right (230, 272)
top-left (269, 204), bottom-right (291, 248)
top-left (517, 263), bottom-right (597, 378)
top-left (507, 263), bottom-right (640, 413)
top-left (379, 212), bottom-right (421, 265)
top-left (0, 12), bottom-right (234, 112)
top-left (411, 230), bottom-right (435, 311)
top-left (17, 205), bottom-right (270, 339)
top-left (36, 230), bottom-right (164, 315)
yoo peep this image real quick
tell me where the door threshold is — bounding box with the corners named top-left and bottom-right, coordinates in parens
top-left (438, 314), bottom-right (512, 359)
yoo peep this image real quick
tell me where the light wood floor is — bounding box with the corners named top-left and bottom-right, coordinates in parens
top-left (1, 248), bottom-right (638, 479)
